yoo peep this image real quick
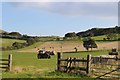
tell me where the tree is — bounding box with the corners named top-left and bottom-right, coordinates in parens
top-left (65, 32), bottom-right (77, 37)
top-left (12, 42), bottom-right (23, 49)
top-left (12, 42), bottom-right (27, 49)
top-left (26, 38), bottom-right (36, 45)
top-left (9, 32), bottom-right (22, 37)
top-left (106, 33), bottom-right (117, 40)
top-left (64, 32), bottom-right (78, 40)
top-left (2, 32), bottom-right (9, 35)
top-left (33, 36), bottom-right (40, 42)
top-left (83, 37), bottom-right (97, 51)
top-left (56, 37), bottom-right (60, 41)
top-left (89, 33), bottom-right (94, 37)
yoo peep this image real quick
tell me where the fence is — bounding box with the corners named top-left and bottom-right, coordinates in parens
top-left (57, 52), bottom-right (91, 74)
top-left (0, 54), bottom-right (12, 71)
top-left (91, 55), bottom-right (120, 79)
top-left (57, 52), bottom-right (120, 79)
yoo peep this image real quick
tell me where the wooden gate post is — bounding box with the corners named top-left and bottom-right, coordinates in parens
top-left (8, 54), bottom-right (12, 71)
top-left (57, 52), bottom-right (61, 71)
top-left (86, 54), bottom-right (91, 74)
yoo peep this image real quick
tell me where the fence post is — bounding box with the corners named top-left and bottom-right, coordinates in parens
top-left (82, 58), bottom-right (84, 66)
top-left (86, 54), bottom-right (91, 74)
top-left (57, 52), bottom-right (61, 71)
top-left (8, 54), bottom-right (12, 71)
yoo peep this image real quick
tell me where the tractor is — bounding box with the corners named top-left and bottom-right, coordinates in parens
top-left (37, 50), bottom-right (51, 59)
top-left (109, 48), bottom-right (118, 55)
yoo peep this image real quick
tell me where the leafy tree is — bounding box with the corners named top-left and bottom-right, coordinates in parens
top-left (12, 42), bottom-right (23, 49)
top-left (26, 38), bottom-right (36, 45)
top-left (64, 32), bottom-right (78, 40)
top-left (106, 33), bottom-right (117, 40)
top-left (65, 32), bottom-right (77, 37)
top-left (2, 32), bottom-right (9, 35)
top-left (83, 37), bottom-right (97, 51)
top-left (76, 26), bottom-right (120, 37)
top-left (33, 36), bottom-right (40, 42)
top-left (9, 32), bottom-right (22, 37)
top-left (89, 33), bottom-right (94, 37)
top-left (12, 42), bottom-right (27, 49)
top-left (56, 37), bottom-right (60, 41)
top-left (22, 34), bottom-right (30, 39)
top-left (103, 38), bottom-right (106, 41)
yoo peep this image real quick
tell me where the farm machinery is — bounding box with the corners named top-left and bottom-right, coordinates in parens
top-left (37, 50), bottom-right (55, 59)
top-left (109, 48), bottom-right (118, 55)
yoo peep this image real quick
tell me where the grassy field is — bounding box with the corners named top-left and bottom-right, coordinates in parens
top-left (18, 40), bottom-right (118, 53)
top-left (1, 50), bottom-right (108, 78)
top-left (0, 37), bottom-right (118, 78)
top-left (0, 38), bottom-right (26, 48)
top-left (92, 35), bottom-right (106, 41)
top-left (18, 41), bottom-right (44, 50)
top-left (91, 34), bottom-right (120, 41)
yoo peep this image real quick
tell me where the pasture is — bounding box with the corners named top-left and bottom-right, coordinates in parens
top-left (18, 41), bottom-right (118, 53)
top-left (0, 38), bottom-right (26, 48)
top-left (1, 50), bottom-right (109, 78)
top-left (1, 39), bottom-right (119, 78)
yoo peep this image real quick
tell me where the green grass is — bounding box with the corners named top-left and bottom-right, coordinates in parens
top-left (92, 35), bottom-right (106, 41)
top-left (18, 41), bottom-right (44, 50)
top-left (0, 38), bottom-right (26, 48)
top-left (91, 34), bottom-right (120, 41)
top-left (38, 36), bottom-right (57, 41)
top-left (81, 35), bottom-right (117, 42)
top-left (1, 50), bottom-right (109, 78)
top-left (63, 50), bottom-right (108, 58)
top-left (18, 40), bottom-right (82, 50)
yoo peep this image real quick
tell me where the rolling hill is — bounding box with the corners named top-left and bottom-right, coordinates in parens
top-left (0, 38), bottom-right (26, 48)
top-left (76, 26), bottom-right (120, 37)
top-left (0, 29), bottom-right (7, 33)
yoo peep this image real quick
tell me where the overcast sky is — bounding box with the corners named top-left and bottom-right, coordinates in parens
top-left (1, 1), bottom-right (118, 36)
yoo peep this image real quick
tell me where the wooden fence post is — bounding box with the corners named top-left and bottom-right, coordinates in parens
top-left (57, 52), bottom-right (61, 71)
top-left (82, 58), bottom-right (84, 66)
top-left (8, 54), bottom-right (12, 71)
top-left (86, 54), bottom-right (91, 74)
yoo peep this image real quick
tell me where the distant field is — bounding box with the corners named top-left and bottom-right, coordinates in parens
top-left (0, 38), bottom-right (26, 48)
top-left (2, 50), bottom-right (108, 78)
top-left (38, 36), bottom-right (58, 41)
top-left (92, 35), bottom-right (106, 41)
top-left (1, 38), bottom-right (119, 78)
top-left (19, 41), bottom-right (44, 50)
top-left (91, 34), bottom-right (120, 41)
top-left (18, 41), bottom-right (118, 53)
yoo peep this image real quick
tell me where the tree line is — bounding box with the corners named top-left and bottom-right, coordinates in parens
top-left (76, 26), bottom-right (120, 37)
top-left (1, 32), bottom-right (40, 50)
top-left (64, 26), bottom-right (120, 41)
top-left (63, 26), bottom-right (120, 51)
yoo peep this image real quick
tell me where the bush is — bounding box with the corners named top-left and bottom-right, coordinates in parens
top-left (83, 37), bottom-right (97, 51)
top-left (26, 38), bottom-right (36, 46)
top-left (103, 38), bottom-right (106, 41)
top-left (12, 42), bottom-right (27, 49)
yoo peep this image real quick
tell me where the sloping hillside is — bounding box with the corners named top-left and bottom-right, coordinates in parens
top-left (18, 41), bottom-right (118, 52)
top-left (0, 29), bottom-right (7, 33)
top-left (0, 38), bottom-right (26, 48)
top-left (76, 26), bottom-right (120, 37)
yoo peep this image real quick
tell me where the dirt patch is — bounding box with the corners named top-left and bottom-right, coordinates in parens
top-left (18, 41), bottom-right (119, 52)
top-left (12, 66), bottom-right (36, 74)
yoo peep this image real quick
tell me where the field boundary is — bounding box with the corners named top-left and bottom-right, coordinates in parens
top-left (0, 54), bottom-right (12, 71)
top-left (57, 52), bottom-right (120, 79)
top-left (57, 52), bottom-right (91, 74)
